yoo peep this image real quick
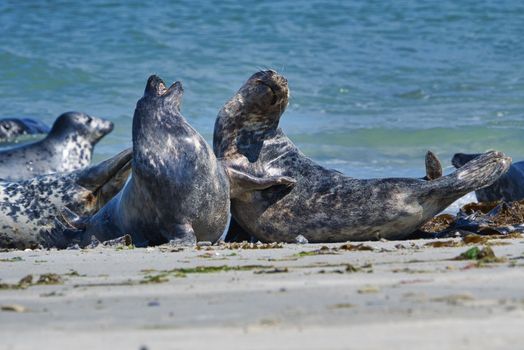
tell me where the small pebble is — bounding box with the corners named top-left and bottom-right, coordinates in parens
top-left (358, 286), bottom-right (380, 294)
top-left (1, 304), bottom-right (27, 313)
top-left (295, 235), bottom-right (308, 244)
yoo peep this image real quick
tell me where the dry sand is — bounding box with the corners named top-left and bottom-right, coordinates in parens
top-left (1, 236), bottom-right (524, 350)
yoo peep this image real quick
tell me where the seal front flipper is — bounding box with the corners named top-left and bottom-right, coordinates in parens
top-left (423, 150), bottom-right (443, 181)
top-left (75, 148), bottom-right (132, 209)
top-left (165, 223), bottom-right (197, 246)
top-left (76, 148), bottom-right (132, 191)
top-left (225, 167), bottom-right (296, 198)
top-left (59, 206), bottom-right (88, 230)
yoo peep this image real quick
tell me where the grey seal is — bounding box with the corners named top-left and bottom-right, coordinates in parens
top-left (0, 149), bottom-right (131, 249)
top-left (225, 149), bottom-right (445, 242)
top-left (0, 111), bottom-right (113, 180)
top-left (78, 75), bottom-right (292, 246)
top-left (0, 118), bottom-right (50, 142)
top-left (452, 152), bottom-right (524, 202)
top-left (214, 70), bottom-right (511, 243)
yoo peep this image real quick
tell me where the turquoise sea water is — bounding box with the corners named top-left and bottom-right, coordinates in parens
top-left (1, 1), bottom-right (523, 179)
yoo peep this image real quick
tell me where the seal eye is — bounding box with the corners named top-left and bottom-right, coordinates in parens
top-left (86, 116), bottom-right (93, 124)
top-left (256, 80), bottom-right (278, 105)
top-left (3, 124), bottom-right (10, 130)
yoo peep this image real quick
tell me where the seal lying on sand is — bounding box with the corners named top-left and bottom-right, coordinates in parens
top-left (0, 149), bottom-right (131, 249)
top-left (78, 75), bottom-right (293, 246)
top-left (0, 118), bottom-right (50, 142)
top-left (214, 70), bottom-right (511, 243)
top-left (225, 150), bottom-right (446, 242)
top-left (0, 112), bottom-right (113, 181)
top-left (453, 153), bottom-right (524, 202)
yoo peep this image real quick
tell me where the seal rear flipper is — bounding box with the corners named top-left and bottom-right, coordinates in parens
top-left (43, 216), bottom-right (89, 249)
top-left (225, 167), bottom-right (296, 198)
top-left (423, 150), bottom-right (442, 181)
top-left (76, 148), bottom-right (132, 192)
top-left (429, 151), bottom-right (511, 195)
top-left (164, 223), bottom-right (197, 246)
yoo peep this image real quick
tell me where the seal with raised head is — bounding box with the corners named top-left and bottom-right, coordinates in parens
top-left (452, 152), bottom-right (524, 202)
top-left (214, 70), bottom-right (511, 243)
top-left (79, 75), bottom-right (293, 246)
top-left (0, 118), bottom-right (50, 143)
top-left (0, 111), bottom-right (113, 181)
top-left (0, 148), bottom-right (132, 249)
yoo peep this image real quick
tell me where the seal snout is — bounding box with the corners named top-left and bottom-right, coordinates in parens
top-left (145, 75), bottom-right (167, 96)
top-left (99, 119), bottom-right (114, 134)
top-left (247, 70), bottom-right (289, 107)
top-left (252, 70), bottom-right (288, 88)
top-left (144, 75), bottom-right (183, 99)
top-left (163, 81), bottom-right (184, 100)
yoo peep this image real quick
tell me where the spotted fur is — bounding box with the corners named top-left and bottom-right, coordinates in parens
top-left (0, 149), bottom-right (131, 249)
top-left (0, 112), bottom-right (113, 180)
top-left (214, 71), bottom-right (511, 243)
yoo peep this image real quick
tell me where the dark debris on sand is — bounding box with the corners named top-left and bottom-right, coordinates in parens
top-left (414, 200), bottom-right (524, 239)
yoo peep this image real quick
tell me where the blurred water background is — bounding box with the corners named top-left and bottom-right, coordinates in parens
top-left (1, 0), bottom-right (523, 193)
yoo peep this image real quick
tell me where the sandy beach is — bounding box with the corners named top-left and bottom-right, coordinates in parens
top-left (1, 236), bottom-right (524, 350)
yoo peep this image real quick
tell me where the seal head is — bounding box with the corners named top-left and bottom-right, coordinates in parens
top-left (0, 112), bottom-right (114, 180)
top-left (214, 70), bottom-right (288, 161)
top-left (48, 111), bottom-right (113, 146)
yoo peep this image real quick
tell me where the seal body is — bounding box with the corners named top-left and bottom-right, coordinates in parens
top-left (0, 149), bottom-right (132, 249)
top-left (214, 71), bottom-right (511, 243)
top-left (453, 153), bottom-right (524, 202)
top-left (0, 118), bottom-right (50, 142)
top-left (84, 76), bottom-right (230, 246)
top-left (0, 112), bottom-right (113, 180)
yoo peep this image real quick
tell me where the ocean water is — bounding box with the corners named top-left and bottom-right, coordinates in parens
top-left (1, 0), bottom-right (523, 184)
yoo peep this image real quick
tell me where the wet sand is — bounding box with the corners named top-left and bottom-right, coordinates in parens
top-left (1, 236), bottom-right (524, 350)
